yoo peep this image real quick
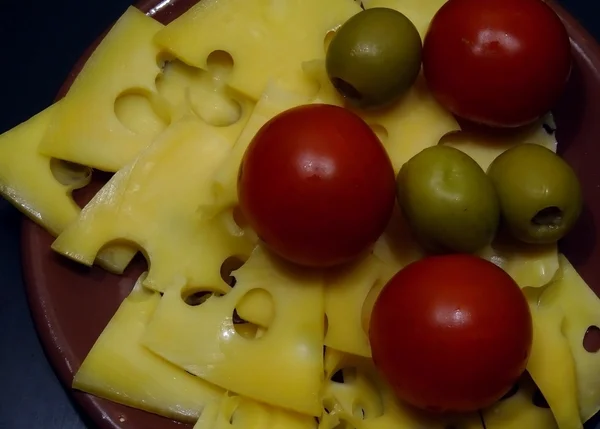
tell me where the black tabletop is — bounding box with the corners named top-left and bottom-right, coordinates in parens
top-left (0, 1), bottom-right (599, 428)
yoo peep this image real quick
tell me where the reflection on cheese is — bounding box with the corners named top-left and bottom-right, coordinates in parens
top-left (303, 60), bottom-right (460, 173)
top-left (154, 0), bottom-right (360, 100)
top-left (39, 7), bottom-right (165, 172)
top-left (142, 247), bottom-right (325, 416)
top-left (0, 103), bottom-right (135, 274)
top-left (362, 0), bottom-right (448, 38)
top-left (324, 256), bottom-right (384, 358)
top-left (51, 116), bottom-right (255, 293)
top-left (526, 286), bottom-right (581, 429)
top-left (481, 374), bottom-right (558, 429)
top-left (478, 239), bottom-right (559, 289)
top-left (442, 113), bottom-right (558, 171)
top-left (73, 274), bottom-right (223, 422)
top-left (540, 256), bottom-right (600, 423)
top-left (193, 392), bottom-right (316, 429)
top-left (321, 348), bottom-right (483, 429)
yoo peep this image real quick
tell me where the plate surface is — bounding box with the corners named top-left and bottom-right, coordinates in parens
top-left (19, 1), bottom-right (600, 428)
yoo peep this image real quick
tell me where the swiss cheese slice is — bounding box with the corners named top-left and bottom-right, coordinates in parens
top-left (0, 103), bottom-right (135, 273)
top-left (324, 255), bottom-right (384, 358)
top-left (304, 61), bottom-right (460, 173)
top-left (361, 0), bottom-right (448, 38)
top-left (526, 286), bottom-right (582, 429)
top-left (73, 274), bottom-right (223, 422)
top-left (141, 247), bottom-right (325, 416)
top-left (194, 392), bottom-right (316, 429)
top-left (39, 7), bottom-right (166, 172)
top-left (321, 348), bottom-right (483, 429)
top-left (442, 113), bottom-right (558, 171)
top-left (154, 0), bottom-right (360, 101)
top-left (481, 374), bottom-right (558, 429)
top-left (539, 256), bottom-right (600, 422)
top-left (52, 115), bottom-right (255, 293)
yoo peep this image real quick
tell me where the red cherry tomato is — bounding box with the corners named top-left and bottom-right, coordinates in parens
top-left (422, 0), bottom-right (572, 128)
top-left (369, 254), bottom-right (533, 413)
top-left (238, 104), bottom-right (395, 267)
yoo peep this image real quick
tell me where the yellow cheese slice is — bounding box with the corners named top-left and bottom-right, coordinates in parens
top-left (141, 247), bottom-right (325, 416)
top-left (481, 374), bottom-right (558, 429)
top-left (154, 0), bottom-right (360, 101)
top-left (526, 287), bottom-right (582, 429)
top-left (193, 392), bottom-right (316, 429)
top-left (303, 61), bottom-right (460, 173)
top-left (442, 113), bottom-right (558, 171)
top-left (478, 239), bottom-right (559, 289)
top-left (540, 255), bottom-right (600, 422)
top-left (321, 348), bottom-right (483, 429)
top-left (73, 274), bottom-right (223, 422)
top-left (51, 115), bottom-right (255, 293)
top-left (0, 103), bottom-right (135, 273)
top-left (361, 0), bottom-right (448, 38)
top-left (324, 255), bottom-right (384, 358)
top-left (39, 7), bottom-right (166, 172)
top-left (204, 78), bottom-right (325, 217)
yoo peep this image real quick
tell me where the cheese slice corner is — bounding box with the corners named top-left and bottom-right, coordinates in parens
top-left (73, 273), bottom-right (223, 422)
top-left (38, 6), bottom-right (166, 172)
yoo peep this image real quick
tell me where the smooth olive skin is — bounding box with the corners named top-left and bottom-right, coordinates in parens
top-left (326, 8), bottom-right (422, 110)
top-left (487, 143), bottom-right (583, 244)
top-left (396, 145), bottom-right (500, 254)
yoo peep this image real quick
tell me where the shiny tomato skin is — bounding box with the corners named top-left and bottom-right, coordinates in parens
top-left (238, 104), bottom-right (396, 267)
top-left (369, 254), bottom-right (533, 413)
top-left (422, 0), bottom-right (572, 128)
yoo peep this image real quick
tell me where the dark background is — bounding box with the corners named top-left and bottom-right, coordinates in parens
top-left (0, 1), bottom-right (598, 428)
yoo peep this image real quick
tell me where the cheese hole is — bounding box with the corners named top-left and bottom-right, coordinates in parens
top-left (331, 367), bottom-right (358, 384)
top-left (324, 30), bottom-right (337, 53)
top-left (220, 255), bottom-right (247, 287)
top-left (584, 325), bottom-right (600, 353)
top-left (234, 322), bottom-right (266, 340)
top-left (114, 90), bottom-right (169, 138)
top-left (322, 397), bottom-right (337, 414)
top-left (181, 287), bottom-right (223, 306)
top-left (206, 50), bottom-right (234, 80)
top-left (500, 382), bottom-right (519, 400)
top-left (531, 387), bottom-right (550, 408)
top-left (50, 159), bottom-right (92, 189)
top-left (235, 288), bottom-right (274, 328)
top-left (369, 124), bottom-right (388, 145)
top-left (352, 404), bottom-right (365, 419)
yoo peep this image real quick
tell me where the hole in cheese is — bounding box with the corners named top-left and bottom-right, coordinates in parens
top-left (206, 50), bottom-right (234, 80)
top-left (181, 286), bottom-right (224, 306)
top-left (114, 90), bottom-right (168, 138)
top-left (50, 158), bottom-right (92, 189)
top-left (233, 322), bottom-right (266, 340)
top-left (155, 59), bottom-right (243, 127)
top-left (531, 386), bottom-right (550, 408)
top-left (235, 288), bottom-right (275, 328)
top-left (220, 255), bottom-right (247, 287)
top-left (324, 30), bottom-right (337, 53)
top-left (369, 124), bottom-right (388, 145)
top-left (584, 325), bottom-right (600, 353)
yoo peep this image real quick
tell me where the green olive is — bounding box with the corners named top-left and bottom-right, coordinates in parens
top-left (487, 143), bottom-right (583, 244)
top-left (396, 145), bottom-right (500, 254)
top-left (326, 8), bottom-right (422, 110)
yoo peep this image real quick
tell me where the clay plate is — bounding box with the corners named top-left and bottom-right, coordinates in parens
top-left (19, 0), bottom-right (600, 428)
